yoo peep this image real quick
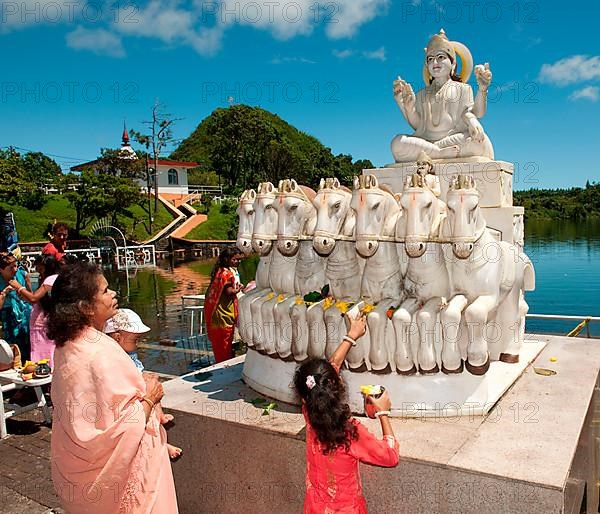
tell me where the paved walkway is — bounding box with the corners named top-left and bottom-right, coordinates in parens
top-left (0, 409), bottom-right (63, 513)
top-left (170, 214), bottom-right (207, 238)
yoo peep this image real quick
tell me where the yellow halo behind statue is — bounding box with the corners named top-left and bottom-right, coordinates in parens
top-left (422, 40), bottom-right (473, 85)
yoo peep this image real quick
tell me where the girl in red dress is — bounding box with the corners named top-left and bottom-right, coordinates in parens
top-left (205, 247), bottom-right (244, 363)
top-left (294, 314), bottom-right (400, 513)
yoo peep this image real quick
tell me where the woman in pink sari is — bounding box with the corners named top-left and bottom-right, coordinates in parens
top-left (45, 262), bottom-right (178, 513)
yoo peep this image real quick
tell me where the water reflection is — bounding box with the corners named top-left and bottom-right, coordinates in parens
top-left (524, 219), bottom-right (600, 337)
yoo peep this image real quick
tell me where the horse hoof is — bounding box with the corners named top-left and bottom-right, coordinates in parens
top-left (499, 353), bottom-right (519, 364)
top-left (397, 364), bottom-right (417, 376)
top-left (419, 364), bottom-right (439, 375)
top-left (348, 363), bottom-right (369, 373)
top-left (441, 360), bottom-right (464, 374)
top-left (372, 364), bottom-right (392, 375)
top-left (465, 356), bottom-right (490, 375)
top-left (279, 353), bottom-right (296, 362)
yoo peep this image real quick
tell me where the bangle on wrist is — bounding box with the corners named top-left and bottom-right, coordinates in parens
top-left (17, 287), bottom-right (25, 295)
top-left (375, 410), bottom-right (390, 418)
top-left (343, 335), bottom-right (357, 347)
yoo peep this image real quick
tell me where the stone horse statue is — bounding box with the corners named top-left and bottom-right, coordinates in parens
top-left (350, 175), bottom-right (404, 372)
top-left (441, 175), bottom-right (535, 374)
top-left (236, 188), bottom-right (268, 346)
top-left (311, 178), bottom-right (365, 360)
top-left (393, 173), bottom-right (452, 374)
top-left (274, 179), bottom-right (326, 361)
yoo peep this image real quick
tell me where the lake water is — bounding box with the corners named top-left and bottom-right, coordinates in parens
top-left (108, 219), bottom-right (600, 375)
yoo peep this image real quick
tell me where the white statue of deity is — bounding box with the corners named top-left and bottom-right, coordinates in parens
top-left (391, 29), bottom-right (494, 162)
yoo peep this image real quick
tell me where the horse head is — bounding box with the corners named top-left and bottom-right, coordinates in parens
top-left (350, 174), bottom-right (400, 258)
top-left (236, 188), bottom-right (257, 255)
top-left (444, 175), bottom-right (486, 259)
top-left (312, 177), bottom-right (354, 255)
top-left (397, 174), bottom-right (447, 257)
top-left (275, 179), bottom-right (317, 256)
top-left (251, 181), bottom-right (278, 255)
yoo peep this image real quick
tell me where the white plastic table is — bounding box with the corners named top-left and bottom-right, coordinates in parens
top-left (0, 369), bottom-right (52, 439)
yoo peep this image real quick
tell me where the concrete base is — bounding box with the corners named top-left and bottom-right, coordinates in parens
top-left (368, 160), bottom-right (514, 208)
top-left (243, 341), bottom-right (546, 417)
top-left (162, 334), bottom-right (600, 514)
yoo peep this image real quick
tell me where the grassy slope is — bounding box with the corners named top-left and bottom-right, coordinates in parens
top-left (184, 202), bottom-right (238, 240)
top-left (1, 195), bottom-right (174, 243)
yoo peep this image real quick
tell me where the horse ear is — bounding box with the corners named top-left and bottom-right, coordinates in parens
top-left (249, 189), bottom-right (256, 199)
top-left (333, 178), bottom-right (340, 189)
top-left (291, 179), bottom-right (298, 190)
top-left (369, 175), bottom-right (379, 188)
top-left (353, 176), bottom-right (360, 190)
top-left (319, 178), bottom-right (325, 190)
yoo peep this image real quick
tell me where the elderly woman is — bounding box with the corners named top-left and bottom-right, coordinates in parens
top-left (0, 252), bottom-right (32, 360)
top-left (46, 262), bottom-right (178, 513)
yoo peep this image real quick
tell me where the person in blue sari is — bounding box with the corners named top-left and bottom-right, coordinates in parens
top-left (0, 253), bottom-right (32, 360)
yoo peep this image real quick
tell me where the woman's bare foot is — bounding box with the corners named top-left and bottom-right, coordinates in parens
top-left (167, 444), bottom-right (182, 460)
top-left (161, 413), bottom-right (174, 425)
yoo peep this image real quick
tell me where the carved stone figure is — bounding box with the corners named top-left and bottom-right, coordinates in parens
top-left (391, 29), bottom-right (494, 162)
top-left (440, 175), bottom-right (535, 374)
top-left (393, 174), bottom-right (451, 374)
top-left (350, 175), bottom-right (404, 371)
top-left (311, 178), bottom-right (364, 359)
top-left (274, 179), bottom-right (326, 361)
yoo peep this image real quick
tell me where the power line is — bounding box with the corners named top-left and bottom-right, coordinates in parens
top-left (0, 145), bottom-right (94, 163)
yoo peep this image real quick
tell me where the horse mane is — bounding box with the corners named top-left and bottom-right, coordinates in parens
top-left (300, 185), bottom-right (316, 202)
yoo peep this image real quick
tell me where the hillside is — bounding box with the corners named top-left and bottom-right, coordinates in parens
top-left (515, 182), bottom-right (600, 220)
top-left (170, 105), bottom-right (371, 192)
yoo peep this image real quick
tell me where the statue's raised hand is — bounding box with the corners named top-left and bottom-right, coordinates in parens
top-left (474, 62), bottom-right (492, 91)
top-left (393, 77), bottom-right (415, 107)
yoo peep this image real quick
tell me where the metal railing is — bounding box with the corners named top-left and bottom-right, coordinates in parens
top-left (21, 248), bottom-right (101, 272)
top-left (526, 314), bottom-right (600, 338)
top-left (115, 245), bottom-right (156, 270)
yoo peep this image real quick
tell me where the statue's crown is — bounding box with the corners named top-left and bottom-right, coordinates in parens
top-left (425, 29), bottom-right (455, 61)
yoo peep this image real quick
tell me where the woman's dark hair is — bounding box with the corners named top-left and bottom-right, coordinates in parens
top-left (52, 222), bottom-right (69, 235)
top-left (0, 252), bottom-right (16, 270)
top-left (34, 254), bottom-right (61, 280)
top-left (210, 246), bottom-right (243, 282)
top-left (44, 261), bottom-right (104, 346)
top-left (294, 358), bottom-right (358, 454)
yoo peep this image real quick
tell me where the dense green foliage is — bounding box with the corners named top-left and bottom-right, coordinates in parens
top-left (515, 182), bottom-right (600, 220)
top-left (170, 105), bottom-right (373, 192)
top-left (0, 195), bottom-right (173, 243)
top-left (0, 149), bottom-right (62, 209)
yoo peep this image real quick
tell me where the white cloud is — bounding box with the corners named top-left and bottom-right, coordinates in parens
top-left (569, 86), bottom-right (599, 102)
top-left (325, 0), bottom-right (390, 39)
top-left (363, 46), bottom-right (385, 61)
top-left (66, 26), bottom-right (125, 58)
top-left (333, 49), bottom-right (354, 59)
top-left (539, 55), bottom-right (600, 86)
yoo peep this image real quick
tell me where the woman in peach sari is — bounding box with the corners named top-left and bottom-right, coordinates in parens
top-left (46, 262), bottom-right (178, 513)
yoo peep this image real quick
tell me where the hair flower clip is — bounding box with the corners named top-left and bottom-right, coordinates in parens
top-left (306, 375), bottom-right (316, 390)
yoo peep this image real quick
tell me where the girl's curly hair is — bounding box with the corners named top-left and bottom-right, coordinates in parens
top-left (294, 358), bottom-right (358, 454)
top-left (44, 261), bottom-right (104, 346)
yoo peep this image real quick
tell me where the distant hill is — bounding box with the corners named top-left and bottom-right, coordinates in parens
top-left (515, 182), bottom-right (600, 220)
top-left (170, 105), bottom-right (372, 192)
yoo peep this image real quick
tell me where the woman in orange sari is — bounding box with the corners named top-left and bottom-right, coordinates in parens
top-left (205, 247), bottom-right (244, 363)
top-left (46, 262), bottom-right (178, 513)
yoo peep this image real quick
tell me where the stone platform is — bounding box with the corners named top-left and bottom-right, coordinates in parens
top-left (162, 334), bottom-right (600, 514)
top-left (243, 340), bottom-right (546, 417)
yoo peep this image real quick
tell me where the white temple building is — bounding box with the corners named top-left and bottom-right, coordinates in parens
top-left (71, 124), bottom-right (197, 196)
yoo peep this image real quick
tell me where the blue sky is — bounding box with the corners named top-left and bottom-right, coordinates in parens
top-left (1, 0), bottom-right (598, 189)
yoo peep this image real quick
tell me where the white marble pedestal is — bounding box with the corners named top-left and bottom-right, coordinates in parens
top-left (162, 334), bottom-right (600, 514)
top-left (242, 340), bottom-right (546, 417)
